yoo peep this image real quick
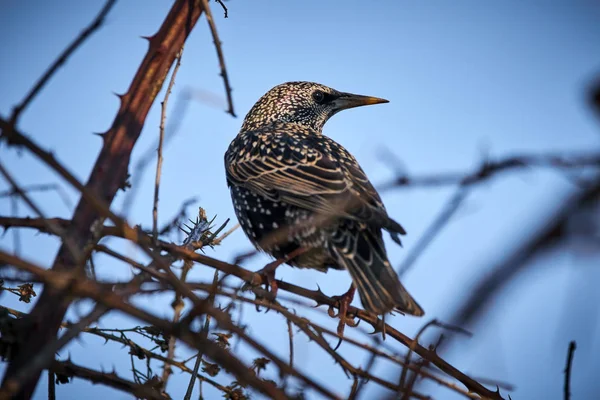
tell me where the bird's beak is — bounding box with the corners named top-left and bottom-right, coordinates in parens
top-left (334, 92), bottom-right (389, 111)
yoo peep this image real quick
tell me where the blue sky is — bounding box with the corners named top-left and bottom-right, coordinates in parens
top-left (1, 1), bottom-right (600, 399)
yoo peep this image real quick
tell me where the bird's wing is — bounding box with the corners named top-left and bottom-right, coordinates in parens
top-left (226, 126), bottom-right (405, 237)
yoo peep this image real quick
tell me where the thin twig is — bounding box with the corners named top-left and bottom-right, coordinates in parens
top-left (153, 47), bottom-right (184, 244)
top-left (397, 187), bottom-right (468, 278)
top-left (51, 359), bottom-right (166, 400)
top-left (9, 0), bottom-right (117, 123)
top-left (184, 271), bottom-right (218, 400)
top-left (0, 183), bottom-right (72, 209)
top-left (0, 305), bottom-right (107, 397)
top-left (9, 196), bottom-right (20, 256)
top-left (0, 161), bottom-right (81, 262)
top-left (286, 319), bottom-right (294, 369)
top-left (47, 367), bottom-right (55, 400)
top-left (199, 0), bottom-right (236, 117)
top-left (564, 341), bottom-right (576, 400)
top-left (214, 0), bottom-right (229, 18)
top-left (381, 152), bottom-right (600, 191)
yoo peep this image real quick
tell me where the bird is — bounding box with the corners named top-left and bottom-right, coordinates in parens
top-left (224, 81), bottom-right (424, 326)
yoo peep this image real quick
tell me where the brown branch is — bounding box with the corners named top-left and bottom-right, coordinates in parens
top-left (153, 47), bottom-right (184, 243)
top-left (381, 152), bottom-right (600, 191)
top-left (184, 271), bottom-right (217, 400)
top-left (200, 0), bottom-right (236, 117)
top-left (51, 359), bottom-right (167, 400)
top-left (47, 367), bottom-right (55, 400)
top-left (397, 187), bottom-right (467, 278)
top-left (0, 183), bottom-right (73, 210)
top-left (1, 214), bottom-right (497, 398)
top-left (0, 161), bottom-right (81, 262)
top-left (175, 282), bottom-right (468, 399)
top-left (564, 341), bottom-right (576, 400)
top-left (0, 250), bottom-right (337, 400)
top-left (286, 319), bottom-right (294, 369)
top-left (274, 281), bottom-right (504, 399)
top-left (1, 2), bottom-right (206, 396)
top-left (8, 0), bottom-right (117, 124)
top-left (0, 306), bottom-right (108, 397)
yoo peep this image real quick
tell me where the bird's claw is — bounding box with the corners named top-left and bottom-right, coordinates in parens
top-left (328, 286), bottom-right (359, 350)
top-left (252, 260), bottom-right (281, 313)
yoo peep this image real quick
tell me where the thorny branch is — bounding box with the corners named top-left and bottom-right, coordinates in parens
top-left (1, 0), bottom-right (206, 396)
top-left (0, 214), bottom-right (505, 399)
top-left (153, 47), bottom-right (185, 244)
top-left (200, 0), bottom-right (236, 117)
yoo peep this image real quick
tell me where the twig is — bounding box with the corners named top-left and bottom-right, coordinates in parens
top-left (121, 89), bottom-right (194, 217)
top-left (184, 271), bottom-right (218, 400)
top-left (349, 348), bottom-right (377, 400)
top-left (199, 0), bottom-right (236, 117)
top-left (564, 341), bottom-right (576, 400)
top-left (153, 47), bottom-right (184, 244)
top-left (51, 359), bottom-right (166, 400)
top-left (381, 152), bottom-right (600, 191)
top-left (8, 0), bottom-right (117, 124)
top-left (0, 183), bottom-right (72, 210)
top-left (397, 187), bottom-right (468, 278)
top-left (214, 0), bottom-right (229, 18)
top-left (397, 319), bottom-right (464, 399)
top-left (211, 222), bottom-right (240, 246)
top-left (47, 367), bottom-right (55, 400)
top-left (286, 319), bottom-right (294, 369)
top-left (0, 305), bottom-right (107, 397)
top-left (9, 196), bottom-right (20, 255)
top-left (158, 197), bottom-right (197, 236)
top-left (0, 161), bottom-right (81, 262)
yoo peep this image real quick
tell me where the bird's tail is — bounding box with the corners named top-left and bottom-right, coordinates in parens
top-left (329, 224), bottom-right (424, 316)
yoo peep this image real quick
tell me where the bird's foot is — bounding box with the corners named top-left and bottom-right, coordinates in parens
top-left (256, 261), bottom-right (280, 298)
top-left (251, 261), bottom-right (280, 312)
top-left (328, 285), bottom-right (359, 350)
top-left (253, 247), bottom-right (308, 312)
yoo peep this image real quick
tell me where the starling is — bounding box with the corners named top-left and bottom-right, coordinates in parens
top-left (225, 81), bottom-right (424, 318)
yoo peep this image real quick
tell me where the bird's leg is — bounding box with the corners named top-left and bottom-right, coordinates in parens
top-left (256, 247), bottom-right (308, 298)
top-left (328, 284), bottom-right (360, 349)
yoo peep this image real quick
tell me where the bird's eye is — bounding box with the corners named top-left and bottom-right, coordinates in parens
top-left (312, 90), bottom-right (325, 104)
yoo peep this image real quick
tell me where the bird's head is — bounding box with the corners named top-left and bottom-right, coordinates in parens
top-left (240, 81), bottom-right (388, 133)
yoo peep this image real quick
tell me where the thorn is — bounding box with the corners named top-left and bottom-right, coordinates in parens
top-left (93, 132), bottom-right (106, 140)
top-left (112, 91), bottom-right (125, 100)
top-left (333, 337), bottom-right (342, 351)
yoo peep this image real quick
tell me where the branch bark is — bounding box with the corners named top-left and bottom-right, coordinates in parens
top-left (1, 1), bottom-right (204, 397)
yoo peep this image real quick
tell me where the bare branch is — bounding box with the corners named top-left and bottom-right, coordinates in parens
top-left (9, 0), bottom-right (117, 123)
top-left (381, 152), bottom-right (600, 191)
top-left (200, 0), bottom-right (236, 117)
top-left (153, 47), bottom-right (185, 244)
top-left (51, 359), bottom-right (167, 400)
top-left (214, 0), bottom-right (229, 18)
top-left (564, 341), bottom-right (576, 400)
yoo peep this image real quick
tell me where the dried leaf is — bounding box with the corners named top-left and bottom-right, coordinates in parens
top-left (213, 332), bottom-right (233, 349)
top-left (202, 360), bottom-right (221, 377)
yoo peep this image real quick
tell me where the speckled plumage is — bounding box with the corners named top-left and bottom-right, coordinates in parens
top-left (225, 81), bottom-right (424, 316)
